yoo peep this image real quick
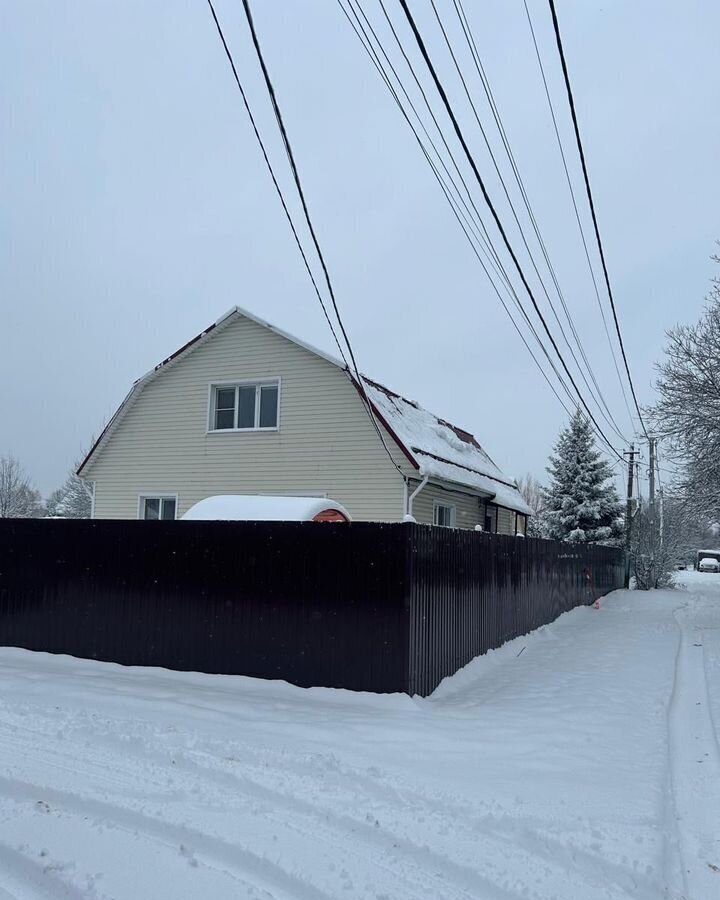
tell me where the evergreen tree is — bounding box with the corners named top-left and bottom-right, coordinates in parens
top-left (542, 410), bottom-right (623, 544)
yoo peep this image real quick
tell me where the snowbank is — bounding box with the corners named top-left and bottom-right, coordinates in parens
top-left (1, 583), bottom-right (718, 898)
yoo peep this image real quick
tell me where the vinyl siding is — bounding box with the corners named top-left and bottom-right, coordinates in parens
top-left (406, 480), bottom-right (522, 535)
top-left (497, 505), bottom-right (517, 536)
top-left (408, 480), bottom-right (485, 530)
top-left (85, 315), bottom-right (410, 520)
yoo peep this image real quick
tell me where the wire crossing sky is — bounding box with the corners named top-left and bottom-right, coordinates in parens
top-left (1, 0), bottom-right (718, 494)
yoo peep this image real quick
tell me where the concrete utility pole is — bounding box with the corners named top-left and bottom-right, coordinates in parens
top-left (624, 444), bottom-right (636, 586)
top-left (648, 437), bottom-right (657, 587)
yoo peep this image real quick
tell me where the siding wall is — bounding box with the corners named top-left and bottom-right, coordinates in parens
top-left (407, 479), bottom-right (520, 535)
top-left (407, 479), bottom-right (483, 530)
top-left (85, 315), bottom-right (409, 520)
top-left (497, 505), bottom-right (516, 536)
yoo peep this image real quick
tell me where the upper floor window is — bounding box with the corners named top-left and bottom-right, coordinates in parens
top-left (140, 496), bottom-right (176, 520)
top-left (433, 501), bottom-right (456, 528)
top-left (209, 381), bottom-right (279, 432)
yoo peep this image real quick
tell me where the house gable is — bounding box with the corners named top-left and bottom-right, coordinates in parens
top-left (83, 312), bottom-right (409, 520)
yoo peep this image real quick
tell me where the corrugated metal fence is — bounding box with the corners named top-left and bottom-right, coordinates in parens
top-left (406, 527), bottom-right (625, 695)
top-left (0, 520), bottom-right (624, 695)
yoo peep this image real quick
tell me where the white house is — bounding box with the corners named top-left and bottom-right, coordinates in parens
top-left (78, 307), bottom-right (531, 533)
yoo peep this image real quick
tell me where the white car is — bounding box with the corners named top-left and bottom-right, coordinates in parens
top-left (698, 557), bottom-right (720, 573)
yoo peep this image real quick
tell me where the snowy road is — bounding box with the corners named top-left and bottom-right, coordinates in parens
top-left (0, 576), bottom-right (719, 899)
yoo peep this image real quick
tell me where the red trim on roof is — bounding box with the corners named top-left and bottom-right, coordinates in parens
top-left (362, 376), bottom-right (481, 450)
top-left (348, 377), bottom-right (419, 471)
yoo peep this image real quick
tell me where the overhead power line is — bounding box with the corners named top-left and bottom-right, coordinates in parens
top-left (394, 0), bottom-right (624, 461)
top-left (338, 0), bottom-right (577, 419)
top-left (206, 0), bottom-right (403, 474)
top-left (338, 0), bottom-right (624, 459)
top-left (339, 0), bottom-right (621, 458)
top-left (428, 0), bottom-right (628, 444)
top-left (521, 0), bottom-right (634, 430)
top-left (546, 0), bottom-right (649, 439)
top-left (204, 0), bottom-right (346, 364)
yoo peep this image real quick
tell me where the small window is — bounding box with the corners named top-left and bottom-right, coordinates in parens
top-left (140, 496), bottom-right (176, 520)
top-left (433, 502), bottom-right (456, 528)
top-left (210, 381), bottom-right (279, 431)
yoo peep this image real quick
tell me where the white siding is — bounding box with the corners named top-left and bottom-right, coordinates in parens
top-left (407, 480), bottom-right (523, 535)
top-left (496, 506), bottom-right (516, 536)
top-left (408, 480), bottom-right (484, 530)
top-left (84, 315), bottom-right (409, 520)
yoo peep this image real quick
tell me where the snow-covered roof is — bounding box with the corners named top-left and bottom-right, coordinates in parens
top-left (79, 305), bottom-right (530, 515)
top-left (181, 495), bottom-right (351, 522)
top-left (363, 379), bottom-right (531, 515)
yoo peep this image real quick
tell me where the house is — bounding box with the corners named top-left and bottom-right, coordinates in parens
top-left (78, 307), bottom-right (531, 532)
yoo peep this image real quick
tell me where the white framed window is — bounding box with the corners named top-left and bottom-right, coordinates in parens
top-left (208, 380), bottom-right (280, 432)
top-left (433, 501), bottom-right (456, 528)
top-left (138, 495), bottom-right (177, 520)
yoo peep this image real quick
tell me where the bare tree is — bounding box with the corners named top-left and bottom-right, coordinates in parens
top-left (516, 473), bottom-right (547, 537)
top-left (650, 247), bottom-right (720, 522)
top-left (630, 502), bottom-right (684, 589)
top-left (0, 456), bottom-right (43, 518)
top-left (47, 450), bottom-right (92, 518)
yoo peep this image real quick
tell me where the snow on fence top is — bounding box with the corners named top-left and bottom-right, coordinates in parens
top-left (181, 495), bottom-right (351, 522)
top-left (363, 379), bottom-right (531, 516)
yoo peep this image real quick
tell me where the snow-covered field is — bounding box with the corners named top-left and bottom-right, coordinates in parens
top-left (0, 575), bottom-right (719, 899)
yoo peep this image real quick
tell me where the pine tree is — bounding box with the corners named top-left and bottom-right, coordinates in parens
top-left (542, 410), bottom-right (623, 544)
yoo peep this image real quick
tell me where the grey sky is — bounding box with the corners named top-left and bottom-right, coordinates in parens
top-left (1, 0), bottom-right (718, 496)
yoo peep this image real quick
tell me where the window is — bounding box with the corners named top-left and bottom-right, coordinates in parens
top-left (140, 496), bottom-right (176, 520)
top-left (433, 502), bottom-right (456, 528)
top-left (485, 504), bottom-right (498, 533)
top-left (209, 381), bottom-right (279, 431)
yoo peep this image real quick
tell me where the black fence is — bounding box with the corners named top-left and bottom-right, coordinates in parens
top-left (0, 520), bottom-right (625, 695)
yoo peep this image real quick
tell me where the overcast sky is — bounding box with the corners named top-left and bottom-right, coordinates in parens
top-left (2, 0), bottom-right (719, 496)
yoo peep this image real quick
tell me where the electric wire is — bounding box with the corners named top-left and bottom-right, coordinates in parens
top-left (207, 0), bottom-right (402, 474)
top-left (547, 0), bottom-right (649, 440)
top-left (428, 0), bottom-right (628, 443)
top-left (520, 0), bottom-right (635, 430)
top-left (394, 0), bottom-right (624, 461)
top-left (238, 0), bottom-right (405, 473)
top-left (339, 0), bottom-right (625, 458)
top-left (205, 0), bottom-right (346, 364)
top-left (337, 0), bottom-right (574, 416)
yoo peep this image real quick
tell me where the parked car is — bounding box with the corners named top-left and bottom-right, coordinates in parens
top-left (698, 557), bottom-right (720, 573)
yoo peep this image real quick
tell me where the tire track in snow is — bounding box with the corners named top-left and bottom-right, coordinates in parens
top-left (0, 711), bottom-right (658, 900)
top-left (0, 775), bottom-right (333, 900)
top-left (666, 599), bottom-right (720, 899)
top-left (0, 841), bottom-right (87, 900)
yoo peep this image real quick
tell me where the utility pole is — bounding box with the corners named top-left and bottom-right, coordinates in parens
top-left (648, 437), bottom-right (657, 587)
top-left (624, 444), bottom-right (636, 586)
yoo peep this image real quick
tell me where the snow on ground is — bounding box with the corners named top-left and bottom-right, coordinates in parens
top-left (0, 577), bottom-right (719, 899)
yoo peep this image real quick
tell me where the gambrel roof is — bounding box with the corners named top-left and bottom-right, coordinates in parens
top-left (78, 306), bottom-right (530, 515)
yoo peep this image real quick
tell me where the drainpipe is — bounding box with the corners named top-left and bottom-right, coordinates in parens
top-left (406, 475), bottom-right (429, 520)
top-left (80, 479), bottom-right (96, 518)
